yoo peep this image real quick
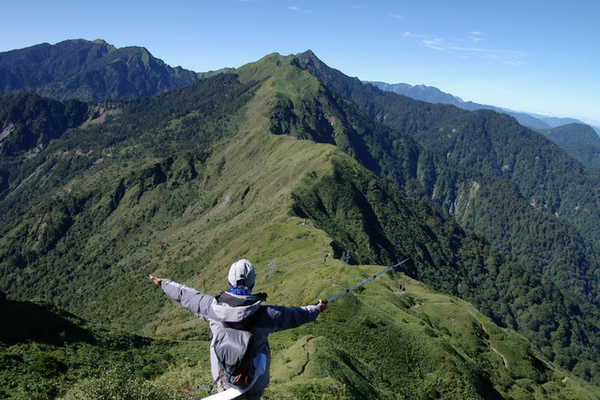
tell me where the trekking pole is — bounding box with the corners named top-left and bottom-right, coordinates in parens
top-left (321, 258), bottom-right (409, 304)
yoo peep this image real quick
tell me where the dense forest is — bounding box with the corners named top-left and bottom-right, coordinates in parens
top-left (538, 123), bottom-right (600, 168)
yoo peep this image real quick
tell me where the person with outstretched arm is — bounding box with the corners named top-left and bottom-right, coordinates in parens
top-left (149, 259), bottom-right (327, 400)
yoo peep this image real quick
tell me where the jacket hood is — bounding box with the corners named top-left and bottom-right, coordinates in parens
top-left (209, 292), bottom-right (262, 323)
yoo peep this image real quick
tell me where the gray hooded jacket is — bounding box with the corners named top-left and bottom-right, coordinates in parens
top-left (160, 280), bottom-right (322, 394)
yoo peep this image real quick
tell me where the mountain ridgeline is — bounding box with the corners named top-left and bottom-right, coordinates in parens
top-left (293, 51), bottom-right (600, 303)
top-left (0, 39), bottom-right (204, 102)
top-left (0, 42), bottom-right (599, 398)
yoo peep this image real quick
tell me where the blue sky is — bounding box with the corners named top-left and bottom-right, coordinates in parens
top-left (2, 0), bottom-right (599, 126)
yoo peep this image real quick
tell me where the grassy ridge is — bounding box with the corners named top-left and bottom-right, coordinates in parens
top-left (237, 53), bottom-right (600, 384)
top-left (297, 51), bottom-right (600, 309)
top-left (290, 151), bottom-right (600, 384)
top-left (6, 269), bottom-right (598, 399)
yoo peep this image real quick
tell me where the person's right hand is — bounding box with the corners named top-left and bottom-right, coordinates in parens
top-left (148, 274), bottom-right (163, 286)
top-left (317, 299), bottom-right (328, 310)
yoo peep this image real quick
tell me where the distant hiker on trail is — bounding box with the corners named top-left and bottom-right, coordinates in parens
top-left (149, 259), bottom-right (327, 400)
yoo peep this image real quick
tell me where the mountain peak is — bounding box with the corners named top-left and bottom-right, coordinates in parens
top-left (91, 38), bottom-right (116, 51)
top-left (296, 49), bottom-right (326, 67)
top-left (297, 49), bottom-right (317, 59)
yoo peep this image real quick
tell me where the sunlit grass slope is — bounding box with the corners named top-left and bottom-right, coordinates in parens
top-left (136, 131), bottom-right (599, 399)
top-left (147, 262), bottom-right (600, 399)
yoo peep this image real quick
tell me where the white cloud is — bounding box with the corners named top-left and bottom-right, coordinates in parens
top-left (287, 5), bottom-right (314, 14)
top-left (421, 38), bottom-right (445, 51)
top-left (407, 32), bottom-right (526, 65)
top-left (402, 32), bottom-right (427, 39)
top-left (468, 31), bottom-right (485, 42)
top-left (388, 12), bottom-right (402, 20)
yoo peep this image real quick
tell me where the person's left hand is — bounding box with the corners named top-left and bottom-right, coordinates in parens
top-left (148, 274), bottom-right (163, 286)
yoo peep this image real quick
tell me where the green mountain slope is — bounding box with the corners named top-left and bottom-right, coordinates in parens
top-left (283, 51), bottom-right (600, 309)
top-left (0, 92), bottom-right (89, 157)
top-left (539, 123), bottom-right (600, 168)
top-left (0, 293), bottom-right (186, 399)
top-left (0, 51), bottom-right (599, 397)
top-left (3, 275), bottom-right (600, 399)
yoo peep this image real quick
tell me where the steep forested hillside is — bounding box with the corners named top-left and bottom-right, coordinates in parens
top-left (293, 51), bottom-right (600, 308)
top-left (0, 93), bottom-right (89, 157)
top-left (1, 49), bottom-right (599, 398)
top-left (538, 123), bottom-right (600, 168)
top-left (0, 293), bottom-right (200, 399)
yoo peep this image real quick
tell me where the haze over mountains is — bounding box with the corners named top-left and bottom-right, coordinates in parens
top-left (366, 81), bottom-right (593, 130)
top-left (1, 39), bottom-right (599, 399)
top-left (366, 81), bottom-right (600, 169)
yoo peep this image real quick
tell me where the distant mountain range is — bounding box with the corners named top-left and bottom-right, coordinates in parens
top-left (367, 81), bottom-right (593, 130)
top-left (2, 39), bottom-right (594, 131)
top-left (0, 39), bottom-right (224, 102)
top-left (367, 81), bottom-right (600, 168)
